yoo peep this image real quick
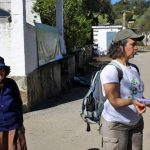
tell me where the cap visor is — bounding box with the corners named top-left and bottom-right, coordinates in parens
top-left (130, 35), bottom-right (145, 41)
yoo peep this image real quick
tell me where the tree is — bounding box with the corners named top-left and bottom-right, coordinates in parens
top-left (112, 0), bottom-right (150, 26)
top-left (134, 8), bottom-right (150, 45)
top-left (33, 0), bottom-right (92, 51)
top-left (82, 0), bottom-right (114, 25)
top-left (63, 0), bottom-right (92, 50)
top-left (33, 0), bottom-right (56, 26)
top-left (33, 0), bottom-right (114, 51)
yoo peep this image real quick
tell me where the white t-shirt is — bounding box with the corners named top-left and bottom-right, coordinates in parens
top-left (100, 60), bottom-right (144, 126)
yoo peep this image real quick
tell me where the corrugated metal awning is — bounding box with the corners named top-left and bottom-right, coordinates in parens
top-left (0, 9), bottom-right (11, 23)
top-left (0, 8), bottom-right (10, 16)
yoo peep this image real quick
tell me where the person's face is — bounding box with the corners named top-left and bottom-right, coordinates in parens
top-left (124, 38), bottom-right (138, 59)
top-left (0, 68), bottom-right (6, 82)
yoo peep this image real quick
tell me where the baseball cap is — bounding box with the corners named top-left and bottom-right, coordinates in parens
top-left (113, 29), bottom-right (144, 43)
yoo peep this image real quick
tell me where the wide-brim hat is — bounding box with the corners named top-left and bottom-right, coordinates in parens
top-left (0, 56), bottom-right (10, 76)
top-left (113, 29), bottom-right (145, 43)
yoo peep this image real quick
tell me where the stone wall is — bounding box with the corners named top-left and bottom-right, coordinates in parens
top-left (11, 50), bottom-right (91, 112)
top-left (26, 61), bottom-right (61, 111)
top-left (23, 55), bottom-right (75, 111)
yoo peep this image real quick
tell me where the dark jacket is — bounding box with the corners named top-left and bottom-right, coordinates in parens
top-left (0, 78), bottom-right (23, 131)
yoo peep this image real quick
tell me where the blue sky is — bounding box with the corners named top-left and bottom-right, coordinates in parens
top-left (111, 0), bottom-right (120, 4)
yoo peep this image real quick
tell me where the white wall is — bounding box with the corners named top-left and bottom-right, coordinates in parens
top-left (0, 1), bottom-right (12, 73)
top-left (0, 0), bottom-right (26, 76)
top-left (0, 0), bottom-right (11, 11)
top-left (26, 0), bottom-right (41, 25)
top-left (9, 0), bottom-right (26, 76)
top-left (0, 0), bottom-right (65, 76)
top-left (24, 0), bottom-right (41, 74)
top-left (0, 23), bottom-right (12, 65)
top-left (25, 23), bottom-right (38, 74)
top-left (0, 0), bottom-right (39, 76)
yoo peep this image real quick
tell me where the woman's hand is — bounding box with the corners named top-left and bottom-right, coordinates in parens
top-left (133, 100), bottom-right (146, 114)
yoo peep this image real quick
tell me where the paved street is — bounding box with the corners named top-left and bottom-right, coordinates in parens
top-left (24, 51), bottom-right (150, 150)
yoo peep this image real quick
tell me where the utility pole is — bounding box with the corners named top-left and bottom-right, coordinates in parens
top-left (122, 11), bottom-right (126, 29)
top-left (122, 0), bottom-right (128, 29)
top-left (56, 0), bottom-right (66, 55)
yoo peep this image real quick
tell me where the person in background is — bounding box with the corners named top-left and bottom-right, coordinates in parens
top-left (100, 29), bottom-right (147, 150)
top-left (0, 56), bottom-right (27, 150)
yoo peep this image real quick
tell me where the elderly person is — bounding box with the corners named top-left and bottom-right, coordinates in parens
top-left (0, 56), bottom-right (27, 150)
top-left (100, 29), bottom-right (146, 150)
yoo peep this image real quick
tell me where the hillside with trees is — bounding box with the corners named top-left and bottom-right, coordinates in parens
top-left (112, 0), bottom-right (150, 31)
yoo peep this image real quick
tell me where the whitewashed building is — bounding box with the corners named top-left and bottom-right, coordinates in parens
top-left (92, 25), bottom-right (122, 55)
top-left (0, 0), bottom-right (69, 111)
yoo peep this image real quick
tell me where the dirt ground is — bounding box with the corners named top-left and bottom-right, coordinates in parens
top-left (24, 51), bottom-right (150, 150)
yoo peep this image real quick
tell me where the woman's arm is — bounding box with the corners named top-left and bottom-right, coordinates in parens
top-left (103, 82), bottom-right (146, 114)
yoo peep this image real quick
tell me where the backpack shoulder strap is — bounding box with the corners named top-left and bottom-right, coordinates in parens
top-left (128, 62), bottom-right (140, 75)
top-left (91, 71), bottom-right (100, 86)
top-left (108, 61), bottom-right (123, 82)
top-left (85, 71), bottom-right (100, 98)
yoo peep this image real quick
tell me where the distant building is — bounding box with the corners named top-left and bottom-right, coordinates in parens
top-left (92, 25), bottom-right (122, 55)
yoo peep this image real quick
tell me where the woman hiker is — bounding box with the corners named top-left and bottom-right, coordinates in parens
top-left (100, 29), bottom-right (148, 150)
